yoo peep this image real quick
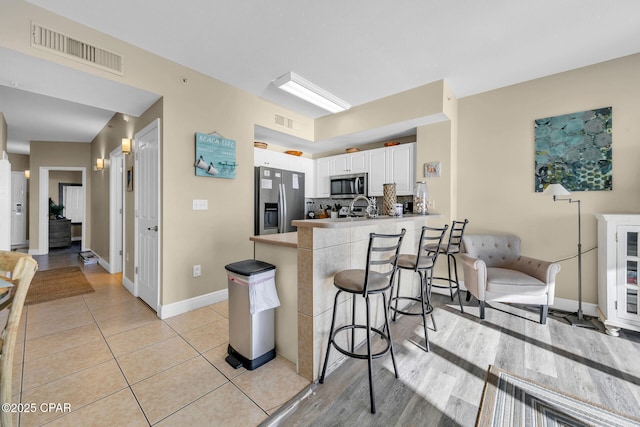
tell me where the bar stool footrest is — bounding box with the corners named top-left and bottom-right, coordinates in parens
top-left (389, 296), bottom-right (434, 317)
top-left (330, 324), bottom-right (391, 360)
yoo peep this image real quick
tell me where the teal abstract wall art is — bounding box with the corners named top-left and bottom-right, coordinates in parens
top-left (534, 107), bottom-right (612, 192)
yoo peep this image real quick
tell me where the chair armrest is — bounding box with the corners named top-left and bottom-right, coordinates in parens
top-left (509, 255), bottom-right (561, 304)
top-left (460, 253), bottom-right (487, 301)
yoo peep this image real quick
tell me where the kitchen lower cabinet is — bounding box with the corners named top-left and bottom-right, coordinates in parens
top-left (596, 214), bottom-right (640, 336)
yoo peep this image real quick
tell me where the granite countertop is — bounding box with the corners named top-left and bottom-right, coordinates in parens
top-left (250, 232), bottom-right (298, 248)
top-left (292, 213), bottom-right (442, 229)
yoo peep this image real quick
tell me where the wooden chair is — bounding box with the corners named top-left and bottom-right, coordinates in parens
top-left (0, 251), bottom-right (38, 427)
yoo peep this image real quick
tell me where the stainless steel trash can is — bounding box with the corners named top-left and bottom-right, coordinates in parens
top-left (224, 259), bottom-right (277, 370)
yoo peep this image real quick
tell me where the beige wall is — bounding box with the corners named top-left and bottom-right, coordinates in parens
top-left (457, 53), bottom-right (640, 304)
top-left (8, 154), bottom-right (29, 171)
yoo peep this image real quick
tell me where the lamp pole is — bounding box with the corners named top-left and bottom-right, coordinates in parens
top-left (552, 194), bottom-right (595, 329)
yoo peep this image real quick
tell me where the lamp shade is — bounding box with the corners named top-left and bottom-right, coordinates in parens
top-left (24, 169), bottom-right (30, 179)
top-left (96, 158), bottom-right (104, 171)
top-left (122, 138), bottom-right (132, 155)
top-left (543, 183), bottom-right (570, 197)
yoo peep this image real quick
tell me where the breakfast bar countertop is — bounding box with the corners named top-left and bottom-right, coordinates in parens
top-left (292, 213), bottom-right (441, 229)
top-left (249, 231), bottom-right (298, 248)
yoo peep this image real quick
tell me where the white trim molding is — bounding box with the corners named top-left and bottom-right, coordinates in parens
top-left (158, 289), bottom-right (228, 320)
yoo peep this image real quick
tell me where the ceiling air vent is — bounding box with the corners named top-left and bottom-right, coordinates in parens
top-left (275, 114), bottom-right (296, 130)
top-left (31, 23), bottom-right (124, 75)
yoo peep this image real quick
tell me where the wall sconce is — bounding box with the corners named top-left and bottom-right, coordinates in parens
top-left (24, 169), bottom-right (30, 179)
top-left (96, 158), bottom-right (104, 171)
top-left (122, 138), bottom-right (132, 155)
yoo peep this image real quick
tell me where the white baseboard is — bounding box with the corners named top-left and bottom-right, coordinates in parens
top-left (122, 275), bottom-right (136, 296)
top-left (98, 256), bottom-right (111, 273)
top-left (158, 288), bottom-right (228, 320)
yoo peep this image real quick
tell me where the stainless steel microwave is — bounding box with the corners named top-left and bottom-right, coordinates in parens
top-left (330, 173), bottom-right (368, 199)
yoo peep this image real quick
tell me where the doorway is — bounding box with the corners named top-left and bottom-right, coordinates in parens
top-left (37, 167), bottom-right (87, 255)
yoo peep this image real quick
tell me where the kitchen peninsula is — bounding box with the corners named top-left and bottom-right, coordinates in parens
top-left (250, 213), bottom-right (442, 382)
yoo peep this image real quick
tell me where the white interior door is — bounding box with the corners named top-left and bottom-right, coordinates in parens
top-left (11, 172), bottom-right (27, 246)
top-left (135, 119), bottom-right (160, 311)
top-left (109, 149), bottom-right (124, 274)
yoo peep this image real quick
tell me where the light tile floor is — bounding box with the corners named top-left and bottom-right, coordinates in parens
top-left (12, 255), bottom-right (310, 426)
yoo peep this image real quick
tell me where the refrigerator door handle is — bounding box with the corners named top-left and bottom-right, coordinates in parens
top-left (281, 183), bottom-right (288, 233)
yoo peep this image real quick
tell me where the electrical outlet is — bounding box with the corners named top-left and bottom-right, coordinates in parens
top-left (193, 264), bottom-right (201, 277)
top-left (192, 199), bottom-right (208, 210)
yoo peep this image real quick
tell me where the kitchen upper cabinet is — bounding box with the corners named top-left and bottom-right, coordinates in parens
top-left (330, 151), bottom-right (369, 175)
top-left (254, 148), bottom-right (314, 197)
top-left (315, 157), bottom-right (332, 198)
top-left (254, 148), bottom-right (291, 170)
top-left (367, 143), bottom-right (415, 196)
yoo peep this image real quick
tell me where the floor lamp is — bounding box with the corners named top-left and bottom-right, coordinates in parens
top-left (543, 184), bottom-right (596, 329)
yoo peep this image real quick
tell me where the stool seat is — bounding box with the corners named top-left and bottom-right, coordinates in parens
top-left (334, 269), bottom-right (389, 293)
top-left (397, 254), bottom-right (435, 270)
top-left (319, 229), bottom-right (406, 414)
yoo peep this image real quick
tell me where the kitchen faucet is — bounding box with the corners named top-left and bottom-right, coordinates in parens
top-left (349, 196), bottom-right (377, 218)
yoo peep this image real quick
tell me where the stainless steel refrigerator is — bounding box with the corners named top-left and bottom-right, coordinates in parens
top-left (255, 166), bottom-right (305, 235)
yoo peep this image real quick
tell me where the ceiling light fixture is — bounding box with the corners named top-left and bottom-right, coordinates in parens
top-left (273, 71), bottom-right (350, 114)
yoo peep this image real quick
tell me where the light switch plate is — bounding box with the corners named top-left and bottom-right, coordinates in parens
top-left (192, 199), bottom-right (208, 210)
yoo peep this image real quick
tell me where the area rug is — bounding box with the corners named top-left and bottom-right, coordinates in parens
top-left (476, 365), bottom-right (640, 427)
top-left (25, 266), bottom-right (94, 305)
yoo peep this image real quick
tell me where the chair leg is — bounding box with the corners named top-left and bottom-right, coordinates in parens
top-left (419, 271), bottom-right (430, 352)
top-left (451, 255), bottom-right (464, 313)
top-left (479, 301), bottom-right (486, 320)
top-left (319, 291), bottom-right (341, 384)
top-left (540, 305), bottom-right (548, 324)
top-left (426, 269), bottom-right (437, 332)
top-left (392, 269), bottom-right (402, 322)
top-left (446, 254), bottom-right (455, 301)
top-left (350, 294), bottom-right (356, 353)
top-left (364, 295), bottom-right (376, 414)
top-left (382, 292), bottom-right (399, 379)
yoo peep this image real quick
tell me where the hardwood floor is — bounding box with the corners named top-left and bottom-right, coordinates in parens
top-left (266, 293), bottom-right (640, 426)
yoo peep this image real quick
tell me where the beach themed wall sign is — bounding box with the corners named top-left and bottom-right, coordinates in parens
top-left (534, 107), bottom-right (612, 192)
top-left (195, 132), bottom-right (238, 179)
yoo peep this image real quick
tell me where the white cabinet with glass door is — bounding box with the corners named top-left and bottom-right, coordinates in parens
top-left (596, 214), bottom-right (640, 336)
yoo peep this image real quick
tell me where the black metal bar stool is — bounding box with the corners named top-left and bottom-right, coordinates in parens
top-left (389, 225), bottom-right (448, 352)
top-left (429, 219), bottom-right (468, 312)
top-left (319, 229), bottom-right (406, 414)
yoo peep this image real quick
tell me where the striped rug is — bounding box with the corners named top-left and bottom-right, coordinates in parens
top-left (477, 365), bottom-right (640, 427)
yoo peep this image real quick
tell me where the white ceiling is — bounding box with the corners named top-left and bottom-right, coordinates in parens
top-left (3, 0), bottom-right (640, 154)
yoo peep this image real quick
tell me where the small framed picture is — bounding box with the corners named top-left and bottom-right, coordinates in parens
top-left (126, 166), bottom-right (134, 192)
top-left (424, 161), bottom-right (441, 178)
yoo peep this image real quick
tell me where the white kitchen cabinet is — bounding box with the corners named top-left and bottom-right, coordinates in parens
top-left (367, 143), bottom-right (415, 197)
top-left (596, 214), bottom-right (640, 336)
top-left (254, 148), bottom-right (314, 197)
top-left (254, 148), bottom-right (291, 170)
top-left (315, 157), bottom-right (332, 198)
top-left (330, 151), bottom-right (369, 175)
